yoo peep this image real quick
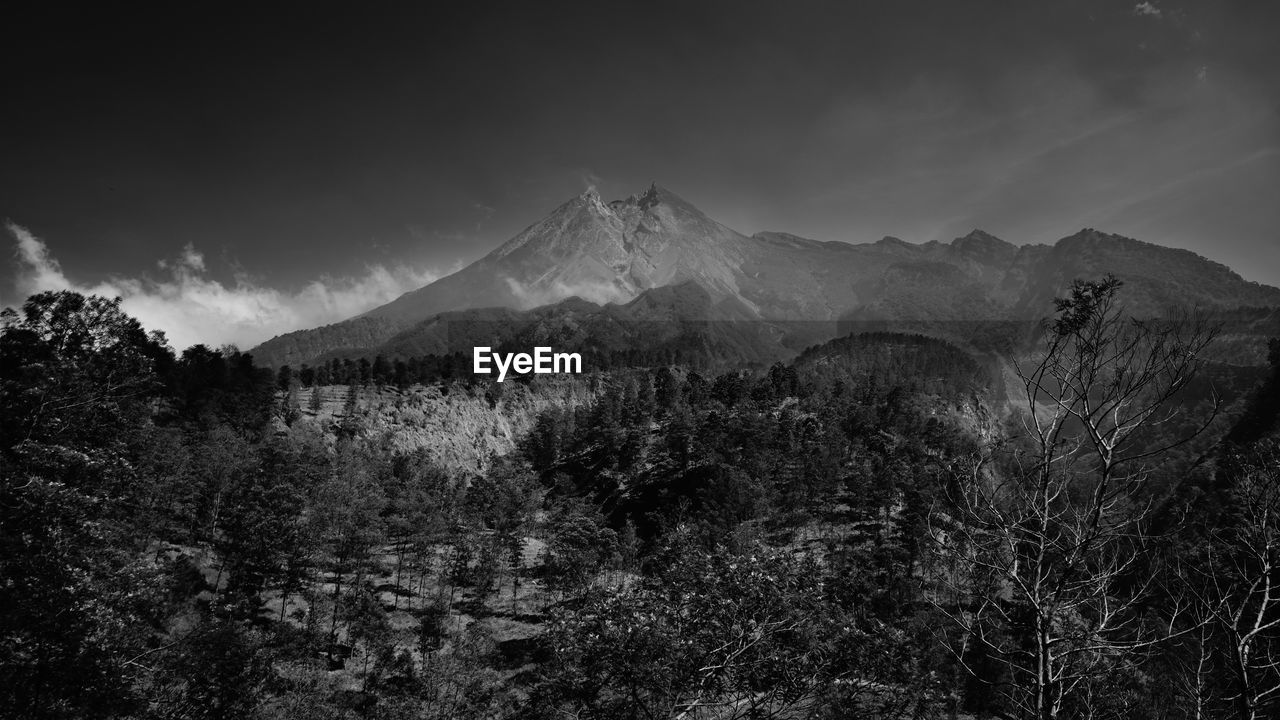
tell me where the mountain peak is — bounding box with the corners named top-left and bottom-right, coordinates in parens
top-left (960, 229), bottom-right (1002, 242)
top-left (639, 182), bottom-right (660, 209)
top-left (648, 183), bottom-right (703, 211)
top-left (953, 229), bottom-right (1014, 253)
top-left (874, 235), bottom-right (916, 250)
top-left (606, 182), bottom-right (684, 210)
top-left (574, 187), bottom-right (612, 215)
top-left (1055, 228), bottom-right (1140, 249)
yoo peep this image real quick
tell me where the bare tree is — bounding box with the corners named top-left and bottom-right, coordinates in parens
top-left (1156, 604), bottom-right (1217, 720)
top-left (931, 276), bottom-right (1220, 720)
top-left (1184, 442), bottom-right (1280, 720)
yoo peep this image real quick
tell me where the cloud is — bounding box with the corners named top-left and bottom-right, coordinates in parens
top-left (503, 275), bottom-right (628, 308)
top-left (5, 222), bottom-right (442, 351)
top-left (1133, 2), bottom-right (1162, 18)
top-left (578, 169), bottom-right (603, 193)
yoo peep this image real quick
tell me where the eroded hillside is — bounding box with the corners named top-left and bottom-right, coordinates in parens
top-left (281, 377), bottom-right (596, 476)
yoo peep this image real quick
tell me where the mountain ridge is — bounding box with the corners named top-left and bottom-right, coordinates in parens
top-left (251, 185), bottom-right (1280, 368)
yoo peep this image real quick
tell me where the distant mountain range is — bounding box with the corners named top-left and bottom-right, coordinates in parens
top-left (251, 184), bottom-right (1280, 368)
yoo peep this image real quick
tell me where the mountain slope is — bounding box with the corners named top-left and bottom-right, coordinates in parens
top-left (363, 185), bottom-right (750, 324)
top-left (251, 185), bottom-right (1280, 368)
top-left (350, 281), bottom-right (795, 369)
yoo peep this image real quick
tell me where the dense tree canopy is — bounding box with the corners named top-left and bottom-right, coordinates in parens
top-left (0, 284), bottom-right (1272, 719)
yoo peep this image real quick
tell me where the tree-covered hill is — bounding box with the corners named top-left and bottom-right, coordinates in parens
top-left (6, 282), bottom-right (1280, 719)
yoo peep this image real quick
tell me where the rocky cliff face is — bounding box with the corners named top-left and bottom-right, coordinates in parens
top-left (285, 377), bottom-right (594, 477)
top-left (251, 184), bottom-right (1280, 368)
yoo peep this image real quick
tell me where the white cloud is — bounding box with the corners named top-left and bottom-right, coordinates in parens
top-left (578, 169), bottom-right (603, 194)
top-left (1133, 2), bottom-right (1162, 18)
top-left (4, 222), bottom-right (442, 351)
top-left (503, 275), bottom-right (629, 308)
top-left (11, 223), bottom-right (75, 295)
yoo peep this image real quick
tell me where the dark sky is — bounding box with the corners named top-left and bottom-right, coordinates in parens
top-left (3, 1), bottom-right (1279, 347)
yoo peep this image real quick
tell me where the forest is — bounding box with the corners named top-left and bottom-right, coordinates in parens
top-left (5, 277), bottom-right (1280, 720)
